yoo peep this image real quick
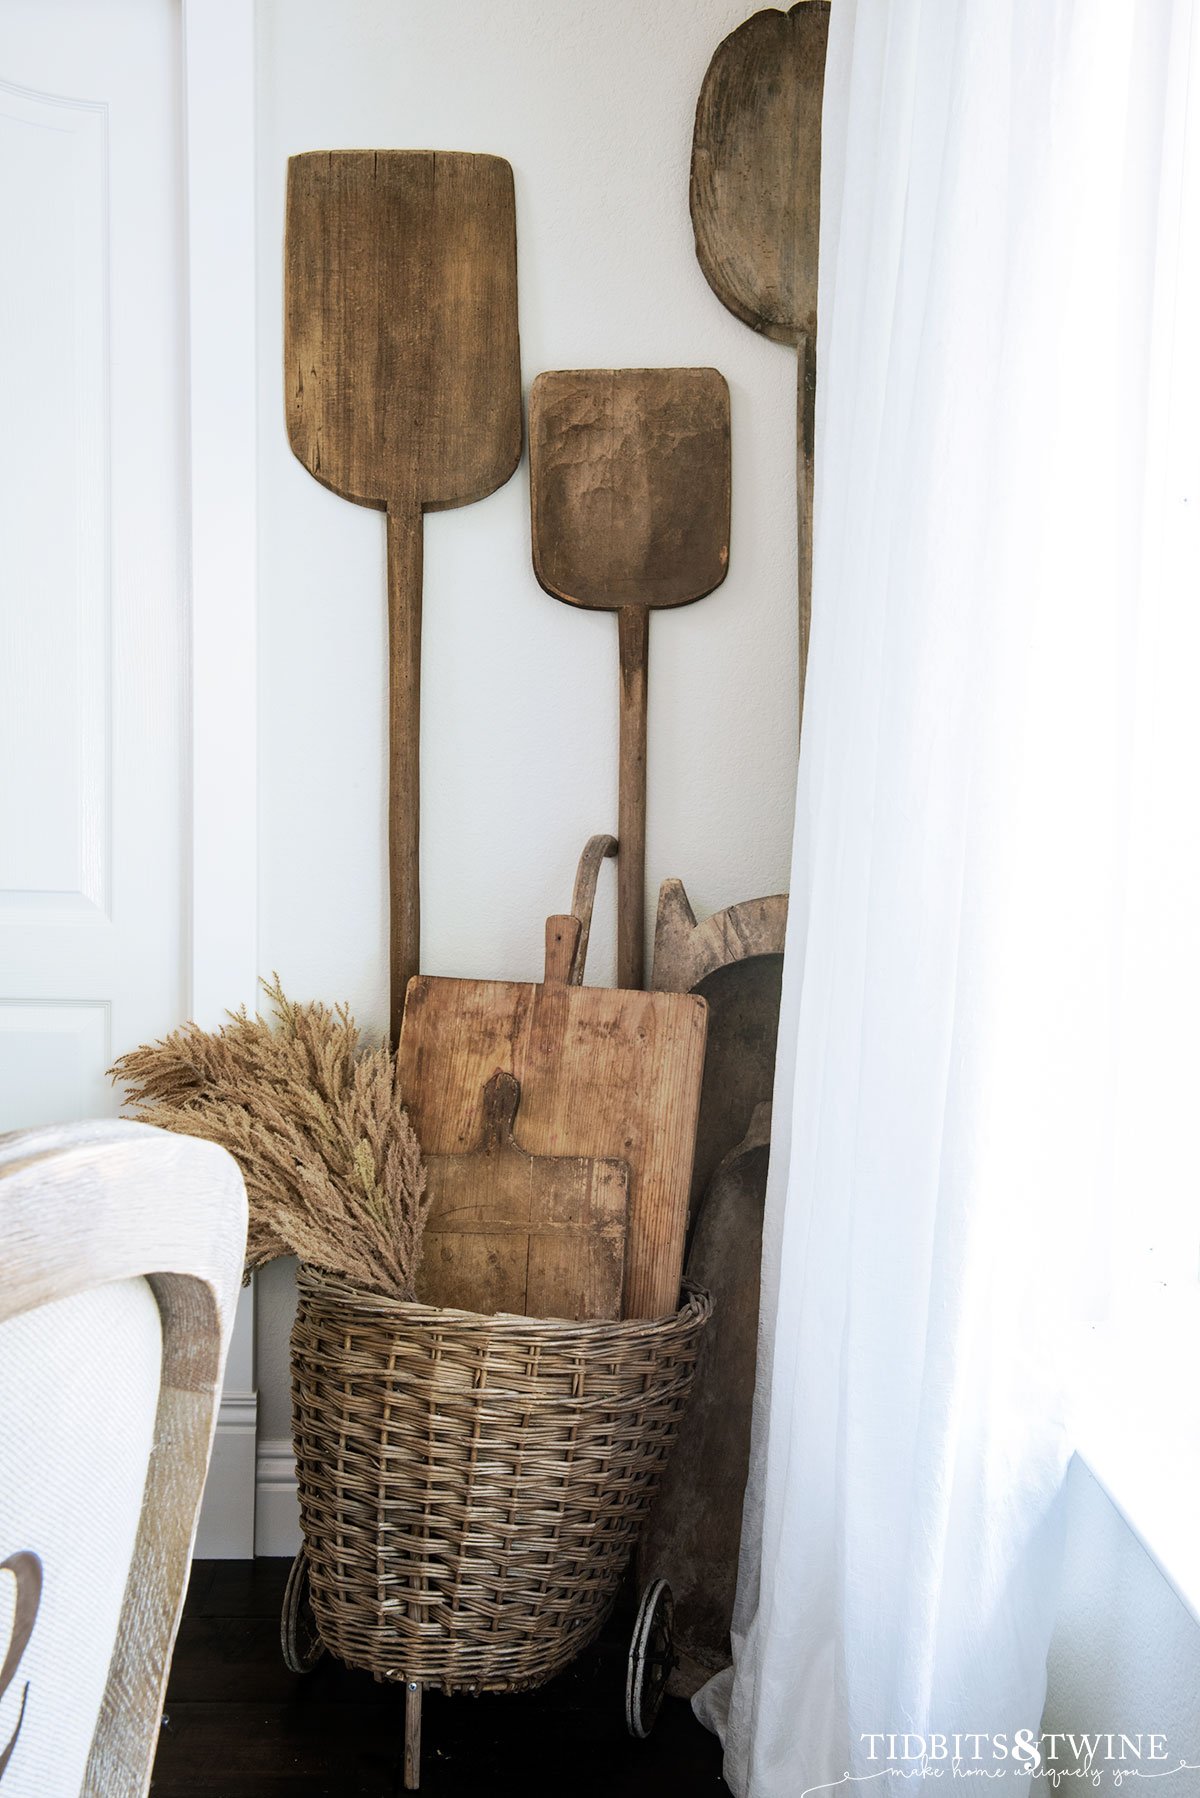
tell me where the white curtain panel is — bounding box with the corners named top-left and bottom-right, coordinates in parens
top-left (696, 2), bottom-right (1200, 1793)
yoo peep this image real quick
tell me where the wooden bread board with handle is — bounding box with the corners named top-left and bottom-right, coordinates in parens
top-left (417, 1069), bottom-right (629, 1321)
top-left (398, 917), bottom-right (708, 1318)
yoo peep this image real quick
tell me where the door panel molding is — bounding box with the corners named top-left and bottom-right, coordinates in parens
top-left (0, 79), bottom-right (111, 919)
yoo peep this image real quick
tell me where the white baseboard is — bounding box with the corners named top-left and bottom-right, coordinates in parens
top-left (195, 1389), bottom-right (258, 1558)
top-left (255, 1434), bottom-right (301, 1557)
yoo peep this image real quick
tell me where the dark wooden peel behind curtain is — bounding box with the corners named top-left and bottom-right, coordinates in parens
top-left (691, 2), bottom-right (830, 736)
top-left (285, 150), bottom-right (522, 1039)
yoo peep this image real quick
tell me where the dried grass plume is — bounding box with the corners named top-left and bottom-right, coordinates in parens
top-left (110, 977), bottom-right (428, 1299)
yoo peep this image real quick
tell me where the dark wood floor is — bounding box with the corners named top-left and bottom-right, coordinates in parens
top-left (152, 1559), bottom-right (731, 1797)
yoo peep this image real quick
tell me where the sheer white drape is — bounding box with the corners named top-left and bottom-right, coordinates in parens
top-left (696, 3), bottom-right (1200, 1793)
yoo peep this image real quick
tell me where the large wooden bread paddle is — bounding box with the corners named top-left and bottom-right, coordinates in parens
top-left (691, 4), bottom-right (830, 731)
top-left (397, 916), bottom-right (708, 1318)
top-left (285, 151), bottom-right (522, 1038)
top-left (529, 369), bottom-right (731, 990)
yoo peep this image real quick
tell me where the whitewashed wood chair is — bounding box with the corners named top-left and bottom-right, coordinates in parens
top-left (0, 1120), bottom-right (247, 1798)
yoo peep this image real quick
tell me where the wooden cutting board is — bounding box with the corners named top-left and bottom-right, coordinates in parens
top-left (417, 1069), bottom-right (629, 1321)
top-left (637, 1103), bottom-right (771, 1695)
top-left (398, 918), bottom-right (708, 1318)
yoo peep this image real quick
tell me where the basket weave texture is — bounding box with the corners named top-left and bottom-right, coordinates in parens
top-left (291, 1267), bottom-right (711, 1693)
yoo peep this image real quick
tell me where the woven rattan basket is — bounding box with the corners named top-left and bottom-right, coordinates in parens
top-left (290, 1266), bottom-right (710, 1694)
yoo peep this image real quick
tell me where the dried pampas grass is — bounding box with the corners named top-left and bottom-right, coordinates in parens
top-left (109, 977), bottom-right (428, 1299)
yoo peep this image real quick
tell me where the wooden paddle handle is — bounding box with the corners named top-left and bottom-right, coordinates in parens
top-left (617, 606), bottom-right (649, 989)
top-left (797, 326), bottom-right (817, 739)
top-left (387, 505), bottom-right (423, 1044)
top-left (544, 913), bottom-right (583, 987)
top-left (569, 832), bottom-right (617, 984)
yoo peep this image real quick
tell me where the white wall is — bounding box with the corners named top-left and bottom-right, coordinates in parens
top-left (253, 0), bottom-right (800, 1450)
top-left (1042, 1458), bottom-right (1200, 1780)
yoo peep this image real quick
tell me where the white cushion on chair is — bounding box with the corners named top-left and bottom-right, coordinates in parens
top-left (0, 1277), bottom-right (162, 1798)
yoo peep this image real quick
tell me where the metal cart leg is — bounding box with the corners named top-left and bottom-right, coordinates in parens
top-left (404, 1679), bottom-right (422, 1789)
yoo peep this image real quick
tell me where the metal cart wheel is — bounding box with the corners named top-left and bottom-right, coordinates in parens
top-left (625, 1577), bottom-right (675, 1738)
top-left (280, 1548), bottom-right (325, 1673)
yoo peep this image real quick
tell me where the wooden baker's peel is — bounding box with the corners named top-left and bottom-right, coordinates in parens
top-left (529, 369), bottom-right (731, 990)
top-left (285, 150), bottom-right (522, 1039)
top-left (691, 4), bottom-right (830, 732)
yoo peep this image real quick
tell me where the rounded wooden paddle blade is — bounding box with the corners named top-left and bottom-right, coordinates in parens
top-left (690, 3), bottom-right (830, 347)
top-left (285, 149), bottom-right (522, 512)
top-left (529, 367), bottom-right (731, 611)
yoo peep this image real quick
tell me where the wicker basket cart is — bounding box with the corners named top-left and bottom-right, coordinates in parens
top-left (281, 1267), bottom-right (711, 1788)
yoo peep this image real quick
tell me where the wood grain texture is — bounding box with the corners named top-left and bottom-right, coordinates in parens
top-left (285, 151), bottom-right (522, 1036)
top-left (417, 1070), bottom-right (629, 1322)
top-left (568, 834), bottom-right (617, 985)
top-left (637, 1105), bottom-right (771, 1697)
top-left (543, 912), bottom-right (582, 987)
top-left (652, 878), bottom-right (788, 994)
top-left (403, 1683), bottom-right (421, 1792)
top-left (529, 369), bottom-right (731, 611)
top-left (0, 1120), bottom-right (247, 1798)
top-left (285, 151), bottom-right (521, 513)
top-left (617, 607), bottom-right (650, 989)
top-left (397, 967), bottom-right (707, 1320)
top-left (691, 7), bottom-right (828, 348)
top-left (529, 368), bottom-right (731, 988)
top-left (690, 4), bottom-right (829, 733)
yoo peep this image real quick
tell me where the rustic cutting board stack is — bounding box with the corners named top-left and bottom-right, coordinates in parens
top-left (283, 0), bottom-right (830, 1717)
top-left (400, 909), bottom-right (708, 1320)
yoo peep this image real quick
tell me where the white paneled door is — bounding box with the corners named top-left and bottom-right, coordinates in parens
top-left (0, 1), bottom-right (187, 1122)
top-left (1, 0), bottom-right (259, 1555)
